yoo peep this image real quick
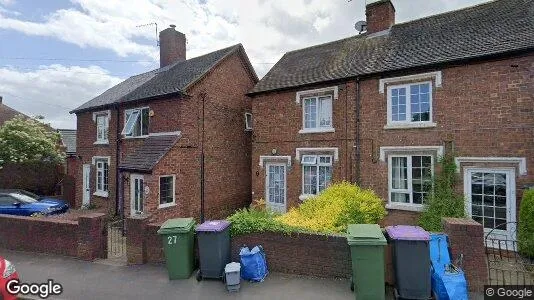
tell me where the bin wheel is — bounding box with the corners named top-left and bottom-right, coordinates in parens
top-left (196, 270), bottom-right (202, 282)
top-left (350, 276), bottom-right (354, 291)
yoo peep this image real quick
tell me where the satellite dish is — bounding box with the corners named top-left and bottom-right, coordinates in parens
top-left (354, 21), bottom-right (367, 34)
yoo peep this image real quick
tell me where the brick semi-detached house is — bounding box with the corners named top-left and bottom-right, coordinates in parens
top-left (248, 0), bottom-right (534, 240)
top-left (71, 25), bottom-right (258, 223)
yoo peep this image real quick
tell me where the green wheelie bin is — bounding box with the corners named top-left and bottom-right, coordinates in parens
top-left (347, 224), bottom-right (387, 300)
top-left (157, 218), bottom-right (196, 280)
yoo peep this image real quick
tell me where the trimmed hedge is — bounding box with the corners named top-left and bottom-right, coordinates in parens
top-left (518, 189), bottom-right (534, 258)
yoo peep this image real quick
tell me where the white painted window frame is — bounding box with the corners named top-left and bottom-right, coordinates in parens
top-left (387, 155), bottom-right (434, 211)
top-left (158, 175), bottom-right (176, 209)
top-left (95, 114), bottom-right (109, 144)
top-left (300, 95), bottom-right (334, 133)
top-left (130, 174), bottom-right (144, 215)
top-left (259, 156), bottom-right (292, 168)
top-left (296, 147), bottom-right (339, 162)
top-left (455, 157), bottom-right (527, 176)
top-left (92, 156), bottom-right (110, 198)
top-left (296, 86), bottom-right (337, 134)
top-left (301, 154), bottom-right (333, 200)
top-left (265, 162), bottom-right (287, 213)
top-left (123, 107), bottom-right (149, 138)
top-left (244, 112), bottom-right (253, 131)
top-left (385, 81), bottom-right (436, 129)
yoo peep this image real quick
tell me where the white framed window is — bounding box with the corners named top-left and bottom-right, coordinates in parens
top-left (302, 95), bottom-right (332, 130)
top-left (245, 113), bottom-right (253, 131)
top-left (386, 82), bottom-right (435, 128)
top-left (301, 155), bottom-right (333, 197)
top-left (388, 155), bottom-right (433, 208)
top-left (95, 114), bottom-right (109, 143)
top-left (159, 175), bottom-right (175, 208)
top-left (94, 157), bottom-right (109, 197)
top-left (122, 107), bottom-right (149, 137)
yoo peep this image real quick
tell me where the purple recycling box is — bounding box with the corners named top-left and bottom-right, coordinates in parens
top-left (196, 220), bottom-right (231, 232)
top-left (385, 225), bottom-right (430, 241)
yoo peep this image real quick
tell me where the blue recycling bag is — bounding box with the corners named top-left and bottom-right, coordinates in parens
top-left (239, 245), bottom-right (268, 282)
top-left (429, 234), bottom-right (468, 300)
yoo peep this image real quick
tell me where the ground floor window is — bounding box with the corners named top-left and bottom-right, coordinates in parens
top-left (94, 158), bottom-right (109, 196)
top-left (301, 155), bottom-right (333, 196)
top-left (131, 175), bottom-right (144, 215)
top-left (389, 155), bottom-right (432, 205)
top-left (159, 175), bottom-right (175, 208)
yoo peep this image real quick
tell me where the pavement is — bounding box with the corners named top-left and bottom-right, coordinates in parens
top-left (1, 249), bottom-right (353, 300)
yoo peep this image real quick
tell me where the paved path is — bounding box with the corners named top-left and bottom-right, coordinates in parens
top-left (2, 249), bottom-right (353, 300)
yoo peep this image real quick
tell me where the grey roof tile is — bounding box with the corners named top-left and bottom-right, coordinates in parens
top-left (57, 129), bottom-right (77, 154)
top-left (118, 134), bottom-right (180, 172)
top-left (250, 0), bottom-right (534, 94)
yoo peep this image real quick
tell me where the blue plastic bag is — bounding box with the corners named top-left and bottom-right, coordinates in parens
top-left (429, 234), bottom-right (468, 300)
top-left (239, 245), bottom-right (268, 282)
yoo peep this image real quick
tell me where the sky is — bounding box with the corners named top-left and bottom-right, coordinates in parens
top-left (0, 0), bottom-right (489, 129)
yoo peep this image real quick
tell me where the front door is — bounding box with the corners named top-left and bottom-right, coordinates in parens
top-left (265, 163), bottom-right (286, 213)
top-left (465, 168), bottom-right (516, 241)
top-left (82, 164), bottom-right (91, 206)
top-left (130, 174), bottom-right (144, 215)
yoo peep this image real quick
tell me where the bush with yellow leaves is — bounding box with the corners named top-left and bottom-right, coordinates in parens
top-left (276, 181), bottom-right (386, 234)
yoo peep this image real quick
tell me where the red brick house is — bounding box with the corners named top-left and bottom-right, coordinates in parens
top-left (248, 0), bottom-right (534, 240)
top-left (71, 25), bottom-right (257, 223)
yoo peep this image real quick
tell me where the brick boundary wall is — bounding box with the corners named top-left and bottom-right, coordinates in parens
top-left (442, 217), bottom-right (488, 293)
top-left (0, 213), bottom-right (107, 261)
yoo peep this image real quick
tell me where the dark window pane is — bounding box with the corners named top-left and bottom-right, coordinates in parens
top-left (484, 217), bottom-right (494, 229)
top-left (413, 183), bottom-right (423, 193)
top-left (483, 173), bottom-right (495, 186)
top-left (472, 205), bottom-right (482, 216)
top-left (422, 156), bottom-right (432, 167)
top-left (472, 184), bottom-right (482, 194)
top-left (494, 173), bottom-right (506, 185)
top-left (473, 216), bottom-right (483, 225)
top-left (413, 192), bottom-right (423, 204)
top-left (412, 156), bottom-right (422, 167)
top-left (484, 206), bottom-right (494, 218)
top-left (159, 176), bottom-right (174, 205)
top-left (412, 168), bottom-right (421, 179)
top-left (484, 195), bottom-right (494, 206)
top-left (495, 219), bottom-right (507, 230)
top-left (495, 185), bottom-right (506, 196)
top-left (495, 207), bottom-right (507, 219)
top-left (483, 184), bottom-right (495, 195)
top-left (472, 195), bottom-right (482, 205)
top-left (495, 196), bottom-right (507, 208)
top-left (391, 193), bottom-right (409, 203)
top-left (141, 109), bottom-right (149, 135)
top-left (472, 173), bottom-right (483, 184)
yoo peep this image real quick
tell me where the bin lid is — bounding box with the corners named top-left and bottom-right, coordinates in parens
top-left (196, 220), bottom-right (230, 232)
top-left (157, 217), bottom-right (195, 234)
top-left (347, 224), bottom-right (387, 246)
top-left (225, 262), bottom-right (241, 273)
top-left (385, 225), bottom-right (430, 241)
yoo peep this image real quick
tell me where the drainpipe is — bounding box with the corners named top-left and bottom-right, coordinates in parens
top-left (355, 78), bottom-right (361, 185)
top-left (200, 93), bottom-right (206, 223)
top-left (114, 104), bottom-right (122, 218)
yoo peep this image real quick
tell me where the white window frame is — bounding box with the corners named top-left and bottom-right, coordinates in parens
top-left (387, 154), bottom-right (434, 211)
top-left (95, 114), bottom-right (109, 144)
top-left (130, 174), bottom-right (144, 215)
top-left (300, 154), bottom-right (333, 200)
top-left (92, 156), bottom-right (110, 198)
top-left (158, 175), bottom-right (176, 209)
top-left (385, 81), bottom-right (436, 129)
top-left (299, 95), bottom-right (334, 134)
top-left (122, 107), bottom-right (149, 138)
top-left (244, 112), bottom-right (253, 131)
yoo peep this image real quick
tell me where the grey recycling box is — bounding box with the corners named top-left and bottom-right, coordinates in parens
top-left (196, 220), bottom-right (231, 280)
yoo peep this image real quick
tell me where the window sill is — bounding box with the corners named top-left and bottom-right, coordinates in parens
top-left (93, 140), bottom-right (109, 145)
top-left (122, 135), bottom-right (149, 140)
top-left (298, 128), bottom-right (335, 134)
top-left (93, 191), bottom-right (109, 198)
top-left (158, 203), bottom-right (176, 209)
top-left (386, 203), bottom-right (424, 212)
top-left (299, 194), bottom-right (316, 201)
top-left (383, 122), bottom-right (436, 130)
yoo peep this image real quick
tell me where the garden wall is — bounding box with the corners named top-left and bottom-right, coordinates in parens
top-left (0, 213), bottom-right (107, 260)
top-left (0, 161), bottom-right (63, 195)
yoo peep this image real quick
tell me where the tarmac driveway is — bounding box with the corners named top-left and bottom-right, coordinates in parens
top-left (2, 249), bottom-right (352, 300)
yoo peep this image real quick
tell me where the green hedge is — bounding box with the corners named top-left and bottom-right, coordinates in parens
top-left (227, 208), bottom-right (293, 236)
top-left (518, 189), bottom-right (534, 258)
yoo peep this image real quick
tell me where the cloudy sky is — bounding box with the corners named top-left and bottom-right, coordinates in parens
top-left (0, 0), bottom-right (488, 129)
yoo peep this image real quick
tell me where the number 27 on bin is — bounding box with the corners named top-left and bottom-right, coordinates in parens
top-left (167, 236), bottom-right (177, 245)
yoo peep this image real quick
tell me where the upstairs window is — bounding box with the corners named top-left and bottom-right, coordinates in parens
top-left (303, 96), bottom-right (332, 131)
top-left (122, 107), bottom-right (149, 137)
top-left (301, 155), bottom-right (333, 196)
top-left (95, 114), bottom-right (109, 143)
top-left (388, 82), bottom-right (432, 126)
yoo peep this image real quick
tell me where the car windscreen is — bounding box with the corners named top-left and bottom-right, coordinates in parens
top-left (10, 193), bottom-right (39, 204)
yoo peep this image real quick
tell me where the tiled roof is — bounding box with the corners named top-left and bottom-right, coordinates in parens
top-left (57, 129), bottom-right (77, 154)
top-left (0, 103), bottom-right (29, 126)
top-left (118, 134), bottom-right (181, 172)
top-left (250, 0), bottom-right (534, 94)
top-left (71, 44), bottom-right (245, 113)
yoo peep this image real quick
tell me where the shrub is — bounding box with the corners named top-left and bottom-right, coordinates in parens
top-left (227, 207), bottom-right (292, 237)
top-left (518, 189), bottom-right (534, 258)
top-left (276, 181), bottom-right (386, 234)
top-left (418, 155), bottom-right (466, 232)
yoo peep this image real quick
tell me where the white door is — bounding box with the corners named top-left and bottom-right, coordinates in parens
top-left (465, 168), bottom-right (516, 243)
top-left (130, 174), bottom-right (144, 215)
top-left (265, 164), bottom-right (287, 213)
top-left (82, 164), bottom-right (91, 206)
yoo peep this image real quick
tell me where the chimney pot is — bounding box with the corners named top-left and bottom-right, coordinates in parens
top-left (365, 0), bottom-right (395, 34)
top-left (159, 25), bottom-right (186, 68)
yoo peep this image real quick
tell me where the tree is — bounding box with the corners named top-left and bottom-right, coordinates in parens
top-left (0, 115), bottom-right (64, 166)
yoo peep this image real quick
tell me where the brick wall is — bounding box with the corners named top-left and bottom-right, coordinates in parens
top-left (0, 213), bottom-right (107, 260)
top-left (442, 217), bottom-right (488, 293)
top-left (0, 161), bottom-right (63, 195)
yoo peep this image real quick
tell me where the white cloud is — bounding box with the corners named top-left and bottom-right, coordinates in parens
top-left (0, 65), bottom-right (122, 129)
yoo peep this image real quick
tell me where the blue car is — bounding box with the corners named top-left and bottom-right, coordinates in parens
top-left (0, 189), bottom-right (69, 217)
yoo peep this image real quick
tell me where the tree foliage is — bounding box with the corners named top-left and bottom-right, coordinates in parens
top-left (0, 115), bottom-right (64, 166)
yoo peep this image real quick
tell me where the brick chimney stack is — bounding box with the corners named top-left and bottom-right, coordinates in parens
top-left (159, 25), bottom-right (186, 68)
top-left (365, 0), bottom-right (395, 34)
